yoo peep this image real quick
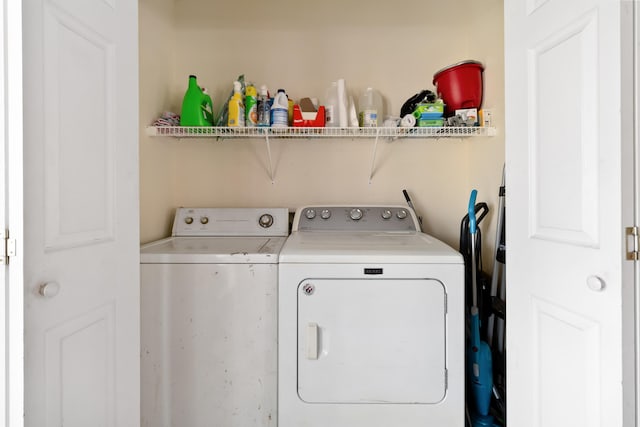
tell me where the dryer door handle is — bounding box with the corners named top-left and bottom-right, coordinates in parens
top-left (307, 323), bottom-right (319, 360)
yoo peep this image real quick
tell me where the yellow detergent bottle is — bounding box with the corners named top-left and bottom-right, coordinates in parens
top-left (227, 81), bottom-right (245, 127)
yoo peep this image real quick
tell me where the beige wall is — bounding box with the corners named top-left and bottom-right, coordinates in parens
top-left (139, 0), bottom-right (505, 262)
top-left (139, 0), bottom-right (177, 241)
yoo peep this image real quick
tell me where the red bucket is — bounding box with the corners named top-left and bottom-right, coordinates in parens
top-left (433, 60), bottom-right (484, 117)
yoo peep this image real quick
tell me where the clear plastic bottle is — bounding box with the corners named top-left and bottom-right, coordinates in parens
top-left (270, 89), bottom-right (289, 128)
top-left (257, 85), bottom-right (271, 127)
top-left (358, 87), bottom-right (383, 127)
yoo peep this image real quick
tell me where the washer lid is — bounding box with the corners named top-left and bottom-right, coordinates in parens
top-left (140, 236), bottom-right (287, 264)
top-left (279, 231), bottom-right (462, 264)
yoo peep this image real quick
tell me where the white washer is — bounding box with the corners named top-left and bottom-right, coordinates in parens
top-left (278, 205), bottom-right (464, 427)
top-left (140, 207), bottom-right (289, 427)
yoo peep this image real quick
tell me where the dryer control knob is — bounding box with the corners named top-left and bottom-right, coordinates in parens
top-left (381, 209), bottom-right (392, 220)
top-left (200, 217), bottom-right (209, 224)
top-left (350, 208), bottom-right (363, 220)
top-left (321, 209), bottom-right (331, 219)
top-left (184, 216), bottom-right (194, 225)
top-left (259, 214), bottom-right (274, 228)
top-left (396, 209), bottom-right (408, 219)
top-left (305, 209), bottom-right (316, 220)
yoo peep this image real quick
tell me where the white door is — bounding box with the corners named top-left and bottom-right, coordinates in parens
top-left (21, 0), bottom-right (139, 425)
top-left (505, 0), bottom-right (634, 426)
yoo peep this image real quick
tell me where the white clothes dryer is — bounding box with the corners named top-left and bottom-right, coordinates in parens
top-left (278, 205), bottom-right (464, 427)
top-left (140, 207), bottom-right (289, 427)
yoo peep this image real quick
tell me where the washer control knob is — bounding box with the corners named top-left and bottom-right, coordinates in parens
top-left (200, 216), bottom-right (209, 224)
top-left (305, 209), bottom-right (316, 220)
top-left (184, 216), bottom-right (194, 225)
top-left (381, 209), bottom-right (392, 220)
top-left (321, 209), bottom-right (331, 220)
top-left (259, 213), bottom-right (274, 228)
top-left (396, 209), bottom-right (408, 220)
top-left (350, 208), bottom-right (364, 221)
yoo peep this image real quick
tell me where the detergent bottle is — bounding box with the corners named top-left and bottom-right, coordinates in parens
top-left (270, 89), bottom-right (289, 128)
top-left (227, 81), bottom-right (245, 127)
top-left (201, 88), bottom-right (214, 124)
top-left (180, 75), bottom-right (214, 126)
top-left (359, 87), bottom-right (383, 127)
top-left (257, 85), bottom-right (271, 127)
top-left (245, 84), bottom-right (258, 127)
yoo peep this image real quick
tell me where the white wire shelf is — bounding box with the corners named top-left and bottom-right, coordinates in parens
top-left (146, 125), bottom-right (496, 139)
top-left (146, 125), bottom-right (496, 184)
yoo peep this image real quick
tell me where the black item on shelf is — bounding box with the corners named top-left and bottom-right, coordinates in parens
top-left (400, 89), bottom-right (437, 117)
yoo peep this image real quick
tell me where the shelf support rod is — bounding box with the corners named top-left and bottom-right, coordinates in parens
top-left (264, 129), bottom-right (274, 183)
top-left (368, 128), bottom-right (380, 184)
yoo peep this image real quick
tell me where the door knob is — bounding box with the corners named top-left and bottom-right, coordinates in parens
top-left (586, 275), bottom-right (605, 292)
top-left (39, 281), bottom-right (60, 298)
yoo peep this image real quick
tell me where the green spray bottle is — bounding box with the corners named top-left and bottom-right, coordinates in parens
top-left (180, 75), bottom-right (214, 126)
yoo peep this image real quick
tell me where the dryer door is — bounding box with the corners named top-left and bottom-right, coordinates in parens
top-left (297, 278), bottom-right (446, 404)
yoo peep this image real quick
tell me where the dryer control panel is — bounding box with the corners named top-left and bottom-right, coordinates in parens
top-left (294, 205), bottom-right (420, 232)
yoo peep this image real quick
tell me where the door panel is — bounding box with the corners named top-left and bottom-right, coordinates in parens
top-left (297, 278), bottom-right (446, 404)
top-left (45, 303), bottom-right (115, 427)
top-left (529, 11), bottom-right (599, 246)
top-left (43, 5), bottom-right (115, 249)
top-left (532, 297), bottom-right (600, 427)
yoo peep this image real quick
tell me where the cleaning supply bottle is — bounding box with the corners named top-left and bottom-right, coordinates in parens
top-left (324, 82), bottom-right (339, 127)
top-left (271, 89), bottom-right (289, 128)
top-left (257, 85), bottom-right (271, 127)
top-left (201, 88), bottom-right (214, 125)
top-left (227, 81), bottom-right (245, 127)
top-left (359, 87), bottom-right (383, 127)
top-left (180, 75), bottom-right (214, 126)
top-left (337, 79), bottom-right (348, 127)
top-left (287, 97), bottom-right (295, 126)
top-left (245, 84), bottom-right (258, 127)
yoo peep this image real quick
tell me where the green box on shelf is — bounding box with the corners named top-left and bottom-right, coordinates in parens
top-left (418, 119), bottom-right (444, 127)
top-left (414, 103), bottom-right (445, 115)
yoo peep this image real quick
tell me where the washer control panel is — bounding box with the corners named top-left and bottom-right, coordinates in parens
top-left (172, 207), bottom-right (290, 237)
top-left (294, 206), bottom-right (419, 232)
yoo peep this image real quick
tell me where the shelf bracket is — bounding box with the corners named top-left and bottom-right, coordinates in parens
top-left (264, 129), bottom-right (275, 183)
top-left (368, 128), bottom-right (380, 184)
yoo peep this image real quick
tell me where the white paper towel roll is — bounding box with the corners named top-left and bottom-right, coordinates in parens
top-left (337, 79), bottom-right (348, 127)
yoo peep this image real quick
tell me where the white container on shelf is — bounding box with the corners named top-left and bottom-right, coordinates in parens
top-left (324, 82), bottom-right (339, 128)
top-left (358, 87), bottom-right (383, 127)
top-left (271, 89), bottom-right (289, 128)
